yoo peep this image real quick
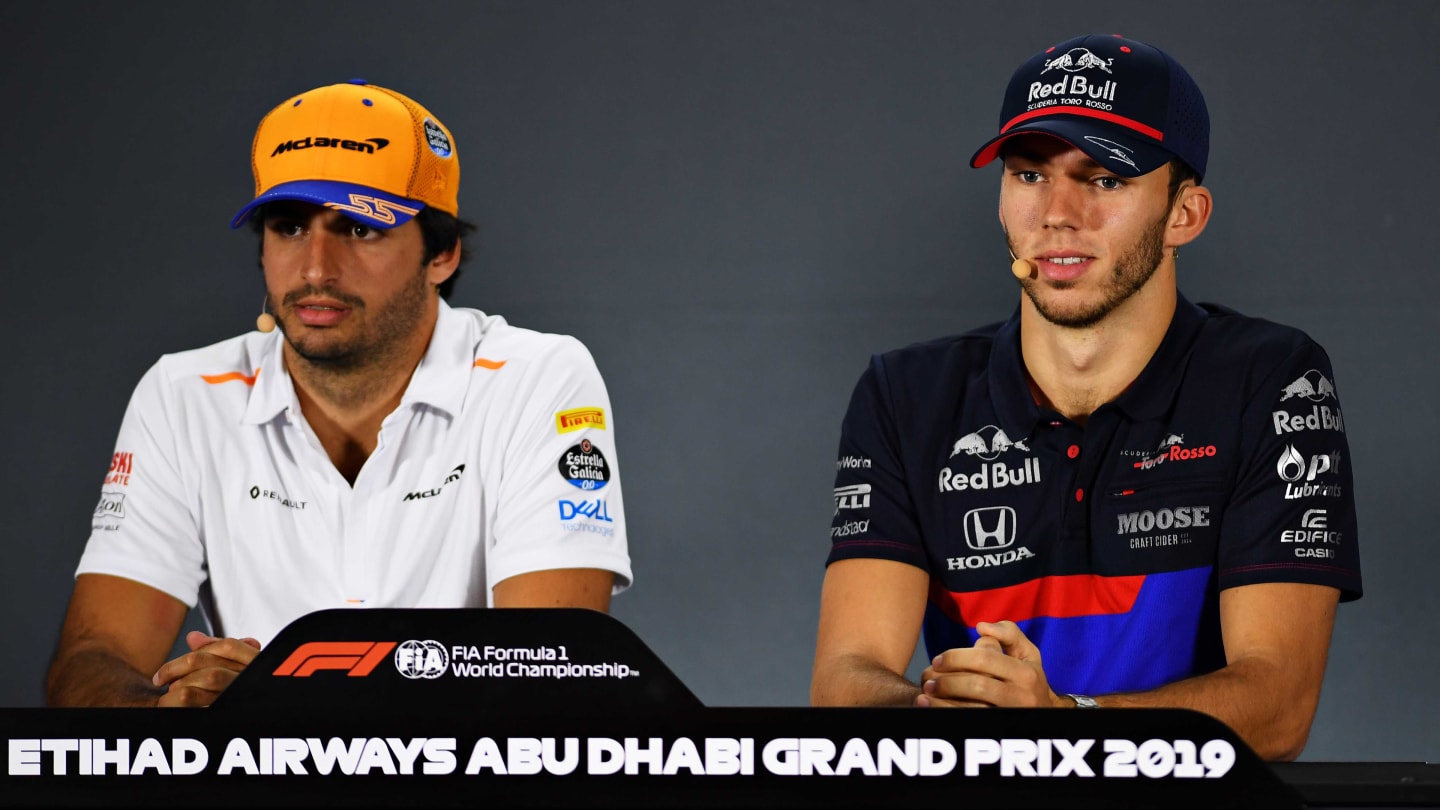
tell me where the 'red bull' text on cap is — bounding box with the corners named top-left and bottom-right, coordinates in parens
top-left (231, 79), bottom-right (460, 231)
top-left (970, 34), bottom-right (1209, 181)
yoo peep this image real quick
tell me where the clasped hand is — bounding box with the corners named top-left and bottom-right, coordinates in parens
top-left (914, 620), bottom-right (1066, 709)
top-left (152, 631), bottom-right (261, 707)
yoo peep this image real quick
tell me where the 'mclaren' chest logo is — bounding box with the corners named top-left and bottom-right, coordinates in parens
top-left (402, 464), bottom-right (466, 503)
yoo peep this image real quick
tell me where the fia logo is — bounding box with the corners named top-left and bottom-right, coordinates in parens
top-left (394, 640), bottom-right (449, 680)
top-left (963, 506), bottom-right (1016, 551)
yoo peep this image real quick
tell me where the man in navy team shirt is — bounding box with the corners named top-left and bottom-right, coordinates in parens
top-left (810, 34), bottom-right (1361, 762)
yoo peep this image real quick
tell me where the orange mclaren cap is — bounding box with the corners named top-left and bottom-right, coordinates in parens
top-left (231, 79), bottom-right (460, 230)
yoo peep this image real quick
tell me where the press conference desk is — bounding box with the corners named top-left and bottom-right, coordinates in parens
top-left (4, 609), bottom-right (1435, 808)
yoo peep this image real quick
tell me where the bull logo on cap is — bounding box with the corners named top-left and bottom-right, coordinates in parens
top-left (1041, 47), bottom-right (1114, 75)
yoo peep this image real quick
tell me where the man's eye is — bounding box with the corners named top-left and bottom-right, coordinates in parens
top-left (1017, 171), bottom-right (1042, 183)
top-left (351, 224), bottom-right (375, 239)
top-left (271, 221), bottom-right (303, 236)
top-left (1095, 176), bottom-right (1124, 190)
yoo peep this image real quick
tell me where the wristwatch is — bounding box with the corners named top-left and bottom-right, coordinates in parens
top-left (1066, 694), bottom-right (1100, 709)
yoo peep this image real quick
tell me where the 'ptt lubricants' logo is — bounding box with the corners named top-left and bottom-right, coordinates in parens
top-left (1041, 47), bottom-right (1114, 74)
top-left (1276, 445), bottom-right (1344, 499)
top-left (940, 426), bottom-right (1040, 492)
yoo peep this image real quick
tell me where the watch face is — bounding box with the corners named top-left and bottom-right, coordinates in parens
top-left (1069, 694), bottom-right (1100, 708)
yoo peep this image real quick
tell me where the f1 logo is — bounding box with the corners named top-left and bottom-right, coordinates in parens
top-left (273, 641), bottom-right (398, 677)
top-left (964, 506), bottom-right (1016, 551)
top-left (1301, 509), bottom-right (1328, 529)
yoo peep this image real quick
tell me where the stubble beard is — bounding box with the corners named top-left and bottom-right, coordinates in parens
top-left (269, 264), bottom-right (432, 372)
top-left (1013, 209), bottom-right (1168, 329)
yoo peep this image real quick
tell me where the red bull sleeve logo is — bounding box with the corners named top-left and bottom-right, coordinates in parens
top-left (1272, 370), bottom-right (1344, 435)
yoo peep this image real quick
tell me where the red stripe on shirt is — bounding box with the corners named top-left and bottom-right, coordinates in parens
top-left (929, 573), bottom-right (1146, 626)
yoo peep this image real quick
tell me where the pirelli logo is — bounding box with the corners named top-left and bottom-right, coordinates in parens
top-left (556, 407), bottom-right (606, 434)
top-left (272, 641), bottom-right (397, 677)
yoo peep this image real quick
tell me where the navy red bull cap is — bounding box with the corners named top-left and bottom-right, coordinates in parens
top-left (971, 34), bottom-right (1208, 181)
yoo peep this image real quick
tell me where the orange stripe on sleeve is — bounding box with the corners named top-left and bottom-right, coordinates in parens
top-left (473, 358), bottom-right (507, 370)
top-left (200, 368), bottom-right (260, 386)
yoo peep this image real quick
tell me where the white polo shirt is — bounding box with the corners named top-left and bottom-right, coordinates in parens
top-left (78, 301), bottom-right (632, 645)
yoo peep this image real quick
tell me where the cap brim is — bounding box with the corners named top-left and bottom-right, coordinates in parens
top-left (970, 118), bottom-right (1174, 178)
top-left (230, 180), bottom-right (427, 230)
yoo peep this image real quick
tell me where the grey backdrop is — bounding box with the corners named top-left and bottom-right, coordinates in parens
top-left (4, 1), bottom-right (1436, 761)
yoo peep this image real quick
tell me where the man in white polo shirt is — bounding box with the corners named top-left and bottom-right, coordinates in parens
top-left (48, 81), bottom-right (632, 707)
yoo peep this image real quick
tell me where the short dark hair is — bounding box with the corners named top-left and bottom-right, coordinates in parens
top-left (248, 204), bottom-right (478, 300)
top-left (1167, 158), bottom-right (1199, 207)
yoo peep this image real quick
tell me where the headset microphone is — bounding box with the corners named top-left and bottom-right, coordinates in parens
top-left (1011, 256), bottom-right (1033, 280)
top-left (1002, 218), bottom-right (1035, 280)
top-left (256, 297), bottom-right (276, 333)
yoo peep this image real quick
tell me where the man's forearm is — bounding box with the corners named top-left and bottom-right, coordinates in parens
top-left (1090, 657), bottom-right (1318, 761)
top-left (812, 654), bottom-right (922, 707)
top-left (47, 645), bottom-right (164, 707)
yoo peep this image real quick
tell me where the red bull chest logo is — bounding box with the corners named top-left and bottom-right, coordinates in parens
top-left (943, 425), bottom-right (1040, 492)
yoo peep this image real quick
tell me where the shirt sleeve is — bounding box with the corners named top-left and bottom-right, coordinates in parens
top-left (486, 337), bottom-right (633, 595)
top-left (825, 357), bottom-right (930, 571)
top-left (74, 360), bottom-right (207, 606)
top-left (1218, 340), bottom-right (1362, 599)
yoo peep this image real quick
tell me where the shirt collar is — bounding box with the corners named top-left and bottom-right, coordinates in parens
top-left (241, 299), bottom-right (474, 425)
top-left (397, 299), bottom-right (474, 418)
top-left (987, 291), bottom-right (1210, 431)
top-left (1112, 292), bottom-right (1208, 420)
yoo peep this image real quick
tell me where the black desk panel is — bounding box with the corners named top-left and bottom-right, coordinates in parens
top-left (5, 609), bottom-right (1433, 808)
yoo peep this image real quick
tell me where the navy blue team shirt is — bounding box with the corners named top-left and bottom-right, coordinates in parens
top-left (827, 294), bottom-right (1362, 697)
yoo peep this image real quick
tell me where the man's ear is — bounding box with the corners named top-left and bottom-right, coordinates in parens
top-left (427, 238), bottom-right (462, 287)
top-left (1167, 184), bottom-right (1213, 250)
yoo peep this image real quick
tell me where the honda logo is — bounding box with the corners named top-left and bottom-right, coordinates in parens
top-left (964, 506), bottom-right (1016, 551)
